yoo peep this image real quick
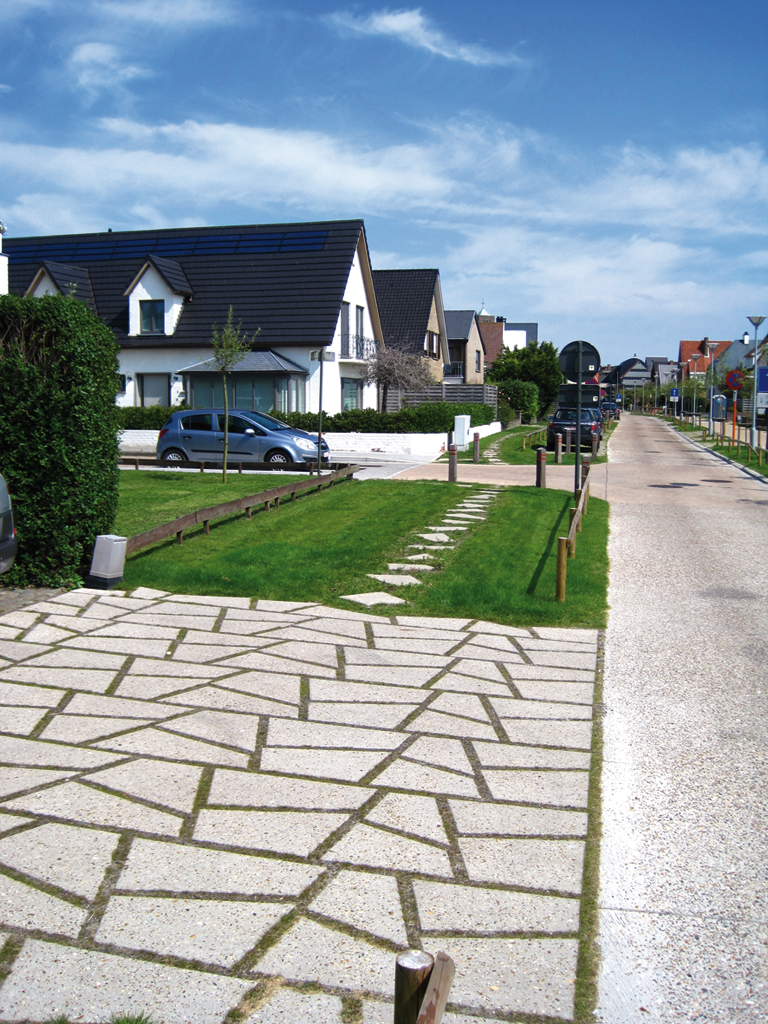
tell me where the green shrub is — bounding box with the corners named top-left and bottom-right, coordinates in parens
top-left (273, 402), bottom-right (496, 434)
top-left (116, 405), bottom-right (189, 430)
top-left (496, 380), bottom-right (539, 423)
top-left (0, 294), bottom-right (120, 587)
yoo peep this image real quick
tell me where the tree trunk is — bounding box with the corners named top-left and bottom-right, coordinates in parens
top-left (222, 371), bottom-right (229, 484)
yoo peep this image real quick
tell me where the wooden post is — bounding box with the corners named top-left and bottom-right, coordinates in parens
top-left (245, 506), bottom-right (252, 519)
top-left (291, 489), bottom-right (297, 501)
top-left (522, 434), bottom-right (526, 450)
top-left (565, 430), bottom-right (572, 454)
top-left (535, 447), bottom-right (547, 488)
top-left (556, 537), bottom-right (568, 601)
top-left (394, 950), bottom-right (434, 1024)
top-left (584, 479), bottom-right (589, 513)
top-left (265, 500), bottom-right (270, 512)
top-left (238, 462), bottom-right (242, 474)
top-left (200, 461), bottom-right (204, 474)
top-left (204, 520), bottom-right (210, 535)
top-left (415, 951), bottom-right (455, 1024)
top-left (591, 435), bottom-right (598, 457)
top-left (568, 509), bottom-right (577, 556)
top-left (581, 456), bottom-right (590, 488)
top-left (176, 530), bottom-right (183, 545)
top-left (135, 458), bottom-right (139, 471)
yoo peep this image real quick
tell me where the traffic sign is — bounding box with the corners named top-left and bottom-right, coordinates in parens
top-left (617, 394), bottom-right (622, 400)
top-left (725, 370), bottom-right (744, 390)
top-left (758, 367), bottom-right (768, 393)
top-left (558, 341), bottom-right (602, 383)
top-left (670, 388), bottom-right (679, 397)
top-left (600, 388), bottom-right (606, 397)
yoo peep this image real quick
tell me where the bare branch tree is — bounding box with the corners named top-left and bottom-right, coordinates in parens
top-left (362, 347), bottom-right (434, 410)
top-left (211, 307), bottom-right (259, 483)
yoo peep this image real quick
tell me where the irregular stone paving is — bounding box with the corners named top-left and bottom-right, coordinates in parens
top-left (346, 490), bottom-right (500, 608)
top-left (0, 586), bottom-right (599, 1024)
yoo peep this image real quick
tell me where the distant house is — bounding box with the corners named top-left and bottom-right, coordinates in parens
top-left (3, 219), bottom-right (383, 416)
top-left (678, 339), bottom-right (732, 379)
top-left (476, 311), bottom-right (537, 367)
top-left (371, 269), bottom-right (449, 379)
top-left (444, 310), bottom-right (486, 384)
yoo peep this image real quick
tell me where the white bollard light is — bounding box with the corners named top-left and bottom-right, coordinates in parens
top-left (87, 535), bottom-right (127, 589)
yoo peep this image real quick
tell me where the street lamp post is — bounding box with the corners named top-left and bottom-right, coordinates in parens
top-left (706, 341), bottom-right (719, 436)
top-left (690, 352), bottom-right (701, 423)
top-left (748, 316), bottom-right (766, 447)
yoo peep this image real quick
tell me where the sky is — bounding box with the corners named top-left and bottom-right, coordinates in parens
top-left (1, 0), bottom-right (766, 364)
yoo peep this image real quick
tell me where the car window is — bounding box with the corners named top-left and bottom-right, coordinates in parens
top-left (228, 416), bottom-right (264, 436)
top-left (181, 414), bottom-right (213, 431)
top-left (241, 411), bottom-right (289, 431)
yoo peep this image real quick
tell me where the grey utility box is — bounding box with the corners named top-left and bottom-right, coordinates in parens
top-left (87, 534), bottom-right (127, 589)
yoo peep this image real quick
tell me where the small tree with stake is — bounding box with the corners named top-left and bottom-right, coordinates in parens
top-left (211, 307), bottom-right (259, 483)
top-left (362, 346), bottom-right (434, 410)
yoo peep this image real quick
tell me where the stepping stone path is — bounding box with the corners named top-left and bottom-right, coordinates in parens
top-left (0, 587), bottom-right (599, 1024)
top-left (346, 490), bottom-right (501, 609)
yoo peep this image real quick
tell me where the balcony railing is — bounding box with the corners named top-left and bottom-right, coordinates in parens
top-left (443, 362), bottom-right (465, 379)
top-left (341, 335), bottom-right (378, 360)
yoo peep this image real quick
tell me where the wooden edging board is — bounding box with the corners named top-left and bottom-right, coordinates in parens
top-left (125, 465), bottom-right (358, 556)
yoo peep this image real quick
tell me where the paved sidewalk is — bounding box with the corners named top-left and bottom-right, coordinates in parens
top-left (0, 590), bottom-right (598, 1024)
top-left (598, 416), bottom-right (768, 1023)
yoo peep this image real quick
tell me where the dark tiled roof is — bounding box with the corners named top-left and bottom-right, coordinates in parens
top-left (5, 220), bottom-right (365, 350)
top-left (176, 350), bottom-right (307, 375)
top-left (372, 269), bottom-right (438, 351)
top-left (444, 309), bottom-right (476, 340)
top-left (36, 262), bottom-right (96, 311)
top-left (146, 255), bottom-right (193, 297)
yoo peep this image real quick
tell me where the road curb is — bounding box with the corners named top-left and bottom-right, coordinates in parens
top-left (664, 421), bottom-right (768, 487)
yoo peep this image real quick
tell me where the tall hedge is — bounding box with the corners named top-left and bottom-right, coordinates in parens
top-left (275, 402), bottom-right (496, 434)
top-left (0, 294), bottom-right (120, 587)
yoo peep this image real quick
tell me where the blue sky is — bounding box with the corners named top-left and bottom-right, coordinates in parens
top-left (1, 0), bottom-right (766, 363)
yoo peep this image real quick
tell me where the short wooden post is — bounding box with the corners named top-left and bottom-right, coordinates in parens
top-left (176, 530), bottom-right (183, 545)
top-left (245, 506), bottom-right (252, 519)
top-left (448, 444), bottom-right (458, 484)
top-left (135, 458), bottom-right (139, 471)
top-left (203, 520), bottom-right (210, 535)
top-left (556, 537), bottom-right (568, 601)
top-left (415, 951), bottom-right (455, 1024)
top-left (584, 480), bottom-right (589, 513)
top-left (565, 430), bottom-right (572, 454)
top-left (591, 435), bottom-right (598, 456)
top-left (581, 456), bottom-right (590, 487)
top-left (275, 495), bottom-right (280, 508)
top-left (238, 462), bottom-right (242, 474)
top-left (394, 950), bottom-right (434, 1024)
top-left (473, 432), bottom-right (480, 463)
top-left (568, 509), bottom-right (577, 556)
top-left (291, 489), bottom-right (297, 501)
top-left (199, 461), bottom-right (204, 474)
top-left (522, 435), bottom-right (526, 450)
top-left (555, 433), bottom-right (562, 464)
top-left (265, 500), bottom-right (270, 512)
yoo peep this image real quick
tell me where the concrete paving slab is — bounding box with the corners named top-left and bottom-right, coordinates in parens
top-left (0, 873), bottom-right (87, 935)
top-left (404, 736), bottom-right (475, 775)
top-left (473, 742), bottom-right (591, 770)
top-left (324, 823), bottom-right (452, 875)
top-left (309, 701), bottom-right (417, 728)
top-left (194, 809), bottom-right (348, 855)
top-left (0, 766), bottom-right (76, 798)
top-left (459, 837), bottom-right (585, 894)
top-left (366, 793), bottom-right (448, 843)
top-left (309, 869), bottom-right (408, 944)
top-left (260, 748), bottom-right (389, 782)
top-left (483, 769), bottom-right (590, 808)
top-left (414, 879), bottom-right (579, 934)
top-left (209, 770), bottom-right (370, 810)
top-left (339, 591), bottom-right (407, 606)
top-left (372, 759), bottom-right (479, 798)
top-left (246, 987), bottom-right (343, 1024)
top-left (0, 821), bottom-right (118, 898)
top-left (85, 759), bottom-right (202, 813)
top-left (96, 727), bottom-right (250, 768)
top-left (450, 800), bottom-right (588, 837)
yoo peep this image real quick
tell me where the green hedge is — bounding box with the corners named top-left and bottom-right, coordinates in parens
top-left (117, 405), bottom-right (189, 430)
top-left (0, 294), bottom-right (120, 587)
top-left (274, 402), bottom-right (496, 434)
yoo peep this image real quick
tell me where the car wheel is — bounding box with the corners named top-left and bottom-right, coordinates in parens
top-left (265, 449), bottom-right (293, 464)
top-left (162, 449), bottom-right (186, 462)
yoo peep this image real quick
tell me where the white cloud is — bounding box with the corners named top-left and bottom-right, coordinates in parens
top-left (94, 0), bottom-right (232, 24)
top-left (68, 42), bottom-right (151, 99)
top-left (328, 8), bottom-right (525, 67)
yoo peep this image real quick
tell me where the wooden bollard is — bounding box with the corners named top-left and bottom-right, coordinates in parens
top-left (264, 500), bottom-right (270, 512)
top-left (568, 509), bottom-right (577, 556)
top-left (203, 520), bottom-right (210, 535)
top-left (415, 951), bottom-right (455, 1024)
top-left (592, 435), bottom-right (598, 457)
top-left (448, 444), bottom-right (458, 484)
top-left (238, 462), bottom-right (242, 474)
top-left (556, 536), bottom-right (567, 601)
top-left (135, 458), bottom-right (140, 471)
top-left (555, 433), bottom-right (562, 464)
top-left (200, 461), bottom-right (204, 474)
top-left (291, 489), bottom-right (297, 501)
top-left (565, 430), bottom-right (572, 454)
top-left (245, 506), bottom-right (252, 519)
top-left (581, 456), bottom-right (590, 487)
top-left (394, 950), bottom-right (434, 1024)
top-left (473, 432), bottom-right (480, 463)
top-left (176, 530), bottom-right (183, 545)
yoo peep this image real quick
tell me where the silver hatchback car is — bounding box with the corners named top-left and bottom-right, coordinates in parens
top-left (0, 473), bottom-right (18, 575)
top-left (156, 409), bottom-right (330, 465)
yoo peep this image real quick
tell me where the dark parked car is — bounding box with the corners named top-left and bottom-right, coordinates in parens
top-left (601, 401), bottom-right (620, 420)
top-left (156, 409), bottom-right (330, 465)
top-left (0, 474), bottom-right (18, 575)
top-left (547, 408), bottom-right (602, 450)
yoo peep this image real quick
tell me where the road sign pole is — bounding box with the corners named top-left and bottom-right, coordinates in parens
top-left (575, 340), bottom-right (582, 498)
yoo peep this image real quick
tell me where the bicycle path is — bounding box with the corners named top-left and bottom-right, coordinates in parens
top-left (598, 415), bottom-right (768, 1023)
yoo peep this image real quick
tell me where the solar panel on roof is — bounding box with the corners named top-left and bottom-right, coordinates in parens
top-left (5, 230), bottom-right (329, 263)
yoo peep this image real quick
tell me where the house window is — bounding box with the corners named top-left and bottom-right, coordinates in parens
top-left (427, 331), bottom-right (439, 358)
top-left (342, 377), bottom-right (363, 411)
top-left (340, 302), bottom-right (350, 357)
top-left (356, 306), bottom-right (364, 338)
top-left (140, 300), bottom-right (165, 334)
top-left (138, 373), bottom-right (169, 407)
top-left (475, 350), bottom-right (481, 372)
top-left (117, 375), bottom-right (127, 394)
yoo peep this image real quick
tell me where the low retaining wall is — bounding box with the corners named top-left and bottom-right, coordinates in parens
top-left (120, 423), bottom-right (503, 459)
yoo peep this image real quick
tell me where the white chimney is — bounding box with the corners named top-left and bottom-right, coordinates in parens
top-left (0, 222), bottom-right (8, 296)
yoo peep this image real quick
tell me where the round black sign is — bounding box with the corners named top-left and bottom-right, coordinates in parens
top-left (559, 340), bottom-right (602, 383)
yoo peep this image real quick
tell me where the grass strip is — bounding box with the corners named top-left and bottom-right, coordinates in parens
top-left (405, 486), bottom-right (609, 628)
top-left (115, 470), bottom-right (307, 537)
top-left (495, 423), bottom-right (616, 466)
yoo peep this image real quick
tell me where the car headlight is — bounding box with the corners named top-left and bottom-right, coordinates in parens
top-left (291, 435), bottom-right (316, 451)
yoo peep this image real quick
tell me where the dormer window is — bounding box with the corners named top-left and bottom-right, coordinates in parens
top-left (140, 299), bottom-right (165, 334)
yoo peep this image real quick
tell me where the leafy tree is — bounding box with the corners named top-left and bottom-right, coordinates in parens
top-left (362, 346), bottom-right (434, 410)
top-left (486, 341), bottom-right (562, 416)
top-left (492, 379), bottom-right (538, 423)
top-left (211, 307), bottom-right (259, 482)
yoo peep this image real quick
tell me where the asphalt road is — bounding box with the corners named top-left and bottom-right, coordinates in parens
top-left (598, 415), bottom-right (768, 1022)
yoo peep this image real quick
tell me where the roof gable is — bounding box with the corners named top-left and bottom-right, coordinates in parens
top-left (372, 269), bottom-right (441, 349)
top-left (123, 255), bottom-right (193, 298)
top-left (445, 309), bottom-right (476, 340)
top-left (25, 261), bottom-right (96, 311)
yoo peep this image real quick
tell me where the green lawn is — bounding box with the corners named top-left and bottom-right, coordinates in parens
top-left (437, 424), bottom-right (532, 462)
top-left (123, 478), bottom-right (609, 627)
top-left (115, 470), bottom-right (307, 537)
top-left (495, 421), bottom-right (616, 466)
